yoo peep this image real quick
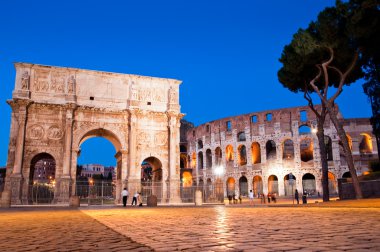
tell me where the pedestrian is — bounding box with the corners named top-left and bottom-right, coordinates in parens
top-left (267, 193), bottom-right (271, 203)
top-left (302, 191), bottom-right (307, 204)
top-left (121, 188), bottom-right (129, 207)
top-left (295, 189), bottom-right (299, 204)
top-left (249, 190), bottom-right (254, 205)
top-left (228, 195), bottom-right (232, 204)
top-left (137, 192), bottom-right (143, 207)
top-left (233, 193), bottom-right (238, 204)
top-left (260, 193), bottom-right (266, 204)
top-left (131, 192), bottom-right (139, 206)
top-left (271, 193), bottom-right (277, 203)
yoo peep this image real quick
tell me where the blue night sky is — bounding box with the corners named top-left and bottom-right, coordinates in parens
top-left (0, 0), bottom-right (372, 167)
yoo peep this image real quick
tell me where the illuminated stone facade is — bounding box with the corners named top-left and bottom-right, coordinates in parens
top-left (184, 106), bottom-right (378, 197)
top-left (3, 63), bottom-right (183, 205)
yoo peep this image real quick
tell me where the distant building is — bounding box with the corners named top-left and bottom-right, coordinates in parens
top-left (32, 157), bottom-right (55, 183)
top-left (80, 164), bottom-right (115, 180)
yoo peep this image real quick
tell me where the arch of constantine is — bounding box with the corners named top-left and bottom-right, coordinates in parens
top-left (182, 106), bottom-right (378, 197)
top-left (3, 63), bottom-right (183, 205)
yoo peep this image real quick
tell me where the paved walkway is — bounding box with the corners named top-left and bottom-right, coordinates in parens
top-left (1, 200), bottom-right (380, 251)
top-left (83, 204), bottom-right (380, 251)
top-left (0, 208), bottom-right (152, 252)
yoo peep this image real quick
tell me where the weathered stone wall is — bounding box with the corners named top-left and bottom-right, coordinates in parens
top-left (184, 106), bottom-right (378, 197)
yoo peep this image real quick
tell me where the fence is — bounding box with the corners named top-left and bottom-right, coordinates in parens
top-left (28, 183), bottom-right (55, 204)
top-left (26, 181), bottom-right (225, 205)
top-left (76, 181), bottom-right (115, 205)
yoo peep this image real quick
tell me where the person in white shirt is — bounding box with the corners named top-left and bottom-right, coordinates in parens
top-left (121, 188), bottom-right (129, 207)
top-left (249, 190), bottom-right (254, 205)
top-left (132, 192), bottom-right (139, 206)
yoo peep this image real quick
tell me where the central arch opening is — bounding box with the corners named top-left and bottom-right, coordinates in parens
top-left (76, 128), bottom-right (121, 205)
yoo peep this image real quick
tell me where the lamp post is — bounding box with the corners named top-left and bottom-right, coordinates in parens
top-left (289, 173), bottom-right (294, 205)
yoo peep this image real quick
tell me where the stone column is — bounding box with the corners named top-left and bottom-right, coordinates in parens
top-left (260, 143), bottom-right (267, 164)
top-left (276, 140), bottom-right (282, 164)
top-left (70, 149), bottom-right (79, 197)
top-left (1, 107), bottom-right (18, 207)
top-left (13, 103), bottom-right (28, 174)
top-left (262, 175), bottom-right (268, 195)
top-left (278, 177), bottom-right (285, 196)
top-left (315, 174), bottom-right (323, 196)
top-left (247, 175), bottom-right (253, 192)
top-left (58, 105), bottom-right (76, 203)
top-left (127, 109), bottom-right (140, 195)
top-left (168, 113), bottom-right (181, 204)
top-left (10, 100), bottom-right (31, 205)
top-left (195, 146), bottom-right (199, 186)
top-left (294, 174), bottom-right (302, 194)
top-left (120, 149), bottom-right (129, 183)
top-left (115, 151), bottom-right (122, 204)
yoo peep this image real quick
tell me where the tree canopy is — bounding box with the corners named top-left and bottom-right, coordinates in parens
top-left (277, 0), bottom-right (380, 199)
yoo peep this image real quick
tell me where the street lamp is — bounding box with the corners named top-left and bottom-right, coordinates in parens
top-left (214, 165), bottom-right (224, 177)
top-left (289, 172), bottom-right (295, 204)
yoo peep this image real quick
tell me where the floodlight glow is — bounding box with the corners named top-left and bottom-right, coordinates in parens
top-left (214, 165), bottom-right (224, 176)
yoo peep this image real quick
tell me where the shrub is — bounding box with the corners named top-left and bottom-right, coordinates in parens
top-left (369, 160), bottom-right (380, 172)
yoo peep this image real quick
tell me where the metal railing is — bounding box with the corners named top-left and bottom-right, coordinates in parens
top-left (76, 181), bottom-right (115, 205)
top-left (28, 183), bottom-right (55, 204)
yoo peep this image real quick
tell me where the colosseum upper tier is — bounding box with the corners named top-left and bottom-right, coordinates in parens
top-left (181, 105), bottom-right (378, 197)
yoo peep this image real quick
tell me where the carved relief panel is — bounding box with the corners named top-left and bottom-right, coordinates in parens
top-left (33, 69), bottom-right (50, 92)
top-left (50, 71), bottom-right (66, 93)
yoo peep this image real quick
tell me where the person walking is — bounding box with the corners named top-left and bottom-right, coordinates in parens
top-left (295, 189), bottom-right (299, 204)
top-left (302, 191), bottom-right (307, 204)
top-left (260, 193), bottom-right (266, 204)
top-left (249, 190), bottom-right (254, 205)
top-left (121, 188), bottom-right (129, 207)
top-left (131, 192), bottom-right (139, 206)
top-left (138, 192), bottom-right (143, 207)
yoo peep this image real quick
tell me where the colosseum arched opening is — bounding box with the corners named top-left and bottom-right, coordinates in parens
top-left (284, 173), bottom-right (296, 196)
top-left (266, 140), bottom-right (277, 161)
top-left (282, 139), bottom-right (294, 160)
top-left (300, 138), bottom-right (313, 162)
top-left (238, 145), bottom-right (247, 166)
top-left (268, 175), bottom-right (278, 194)
top-left (251, 142), bottom-right (261, 164)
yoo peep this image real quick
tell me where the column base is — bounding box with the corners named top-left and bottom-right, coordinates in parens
top-left (9, 174), bottom-right (23, 205)
top-left (168, 179), bottom-right (181, 204)
top-left (56, 177), bottom-right (72, 204)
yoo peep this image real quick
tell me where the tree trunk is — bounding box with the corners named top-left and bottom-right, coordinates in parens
top-left (316, 117), bottom-right (330, 202)
top-left (325, 104), bottom-right (363, 199)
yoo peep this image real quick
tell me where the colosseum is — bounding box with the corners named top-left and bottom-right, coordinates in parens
top-left (180, 106), bottom-right (378, 199)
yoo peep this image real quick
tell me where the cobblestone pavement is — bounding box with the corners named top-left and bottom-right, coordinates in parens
top-left (1, 201), bottom-right (380, 252)
top-left (0, 208), bottom-right (153, 252)
top-left (83, 205), bottom-right (380, 251)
